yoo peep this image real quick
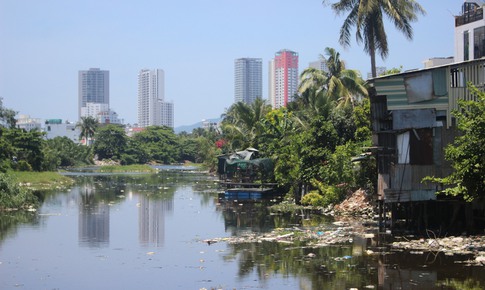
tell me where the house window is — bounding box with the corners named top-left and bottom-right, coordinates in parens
top-left (409, 128), bottom-right (433, 165)
top-left (474, 26), bottom-right (485, 59)
top-left (450, 68), bottom-right (465, 88)
top-left (464, 30), bottom-right (469, 61)
top-left (397, 132), bottom-right (410, 164)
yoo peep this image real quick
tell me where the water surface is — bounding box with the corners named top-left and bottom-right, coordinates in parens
top-left (1, 169), bottom-right (484, 290)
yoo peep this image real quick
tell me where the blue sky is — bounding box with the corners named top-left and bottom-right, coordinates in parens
top-left (0, 0), bottom-right (462, 127)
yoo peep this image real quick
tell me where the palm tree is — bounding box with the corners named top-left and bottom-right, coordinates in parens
top-left (76, 116), bottom-right (98, 146)
top-left (221, 98), bottom-right (272, 150)
top-left (324, 47), bottom-right (367, 107)
top-left (329, 0), bottom-right (425, 78)
top-left (299, 47), bottom-right (367, 111)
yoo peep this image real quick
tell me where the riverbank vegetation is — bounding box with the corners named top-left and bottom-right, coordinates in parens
top-left (0, 173), bottom-right (38, 210)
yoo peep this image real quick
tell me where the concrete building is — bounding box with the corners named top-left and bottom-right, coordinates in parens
top-left (269, 49), bottom-right (299, 109)
top-left (78, 68), bottom-right (109, 120)
top-left (97, 109), bottom-right (121, 124)
top-left (268, 59), bottom-right (275, 109)
top-left (16, 114), bottom-right (42, 131)
top-left (454, 1), bottom-right (485, 62)
top-left (44, 119), bottom-right (80, 142)
top-left (80, 102), bottom-right (109, 120)
top-left (309, 59), bottom-right (328, 72)
top-left (423, 57), bottom-right (454, 68)
top-left (138, 69), bottom-right (174, 128)
top-left (234, 58), bottom-right (263, 104)
top-left (160, 101), bottom-right (174, 128)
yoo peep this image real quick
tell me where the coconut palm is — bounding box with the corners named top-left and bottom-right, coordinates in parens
top-left (221, 98), bottom-right (272, 150)
top-left (329, 0), bottom-right (425, 78)
top-left (299, 47), bottom-right (367, 111)
top-left (76, 116), bottom-right (98, 146)
top-left (324, 47), bottom-right (367, 107)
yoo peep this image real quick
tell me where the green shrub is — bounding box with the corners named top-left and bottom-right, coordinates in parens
top-left (0, 173), bottom-right (38, 210)
top-left (307, 179), bottom-right (346, 207)
top-left (301, 191), bottom-right (325, 207)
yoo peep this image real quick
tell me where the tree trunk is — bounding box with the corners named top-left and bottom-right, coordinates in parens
top-left (370, 42), bottom-right (377, 78)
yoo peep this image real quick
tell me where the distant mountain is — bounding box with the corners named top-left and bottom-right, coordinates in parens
top-left (174, 118), bottom-right (221, 134)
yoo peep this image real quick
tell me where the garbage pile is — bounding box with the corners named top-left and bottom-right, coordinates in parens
top-left (333, 189), bottom-right (375, 218)
top-left (392, 235), bottom-right (485, 265)
top-left (203, 221), bottom-right (370, 248)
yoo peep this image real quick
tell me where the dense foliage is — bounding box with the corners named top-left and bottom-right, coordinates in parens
top-left (424, 84), bottom-right (485, 201)
top-left (219, 48), bottom-right (374, 205)
top-left (0, 173), bottom-right (38, 210)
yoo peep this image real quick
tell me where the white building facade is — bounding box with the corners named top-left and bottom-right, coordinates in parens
top-left (16, 114), bottom-right (42, 131)
top-left (160, 101), bottom-right (174, 128)
top-left (455, 1), bottom-right (485, 62)
top-left (137, 69), bottom-right (174, 128)
top-left (234, 58), bottom-right (263, 104)
top-left (44, 119), bottom-right (80, 142)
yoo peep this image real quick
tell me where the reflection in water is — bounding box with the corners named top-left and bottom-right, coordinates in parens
top-left (0, 211), bottom-right (39, 245)
top-left (78, 185), bottom-right (110, 247)
top-left (2, 170), bottom-right (485, 290)
top-left (379, 251), bottom-right (485, 289)
top-left (138, 194), bottom-right (173, 247)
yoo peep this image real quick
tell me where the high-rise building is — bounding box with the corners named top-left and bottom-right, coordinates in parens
top-left (137, 69), bottom-right (174, 128)
top-left (309, 59), bottom-right (328, 72)
top-left (234, 58), bottom-right (262, 104)
top-left (269, 49), bottom-right (299, 109)
top-left (160, 101), bottom-right (174, 128)
top-left (78, 68), bottom-right (109, 120)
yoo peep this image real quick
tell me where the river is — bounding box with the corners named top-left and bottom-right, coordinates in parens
top-left (1, 167), bottom-right (484, 290)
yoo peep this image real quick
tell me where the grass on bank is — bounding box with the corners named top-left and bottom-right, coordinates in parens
top-left (97, 164), bottom-right (157, 173)
top-left (8, 171), bottom-right (75, 191)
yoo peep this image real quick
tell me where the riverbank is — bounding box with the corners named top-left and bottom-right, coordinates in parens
top-left (0, 173), bottom-right (40, 211)
top-left (10, 171), bottom-right (74, 191)
top-left (96, 164), bottom-right (157, 173)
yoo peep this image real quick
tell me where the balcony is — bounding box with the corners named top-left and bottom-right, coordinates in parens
top-left (455, 7), bottom-right (483, 26)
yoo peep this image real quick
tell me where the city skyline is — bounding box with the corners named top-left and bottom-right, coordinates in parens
top-left (0, 1), bottom-right (460, 127)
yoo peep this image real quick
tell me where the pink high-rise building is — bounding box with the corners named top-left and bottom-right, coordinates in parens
top-left (269, 49), bottom-right (299, 109)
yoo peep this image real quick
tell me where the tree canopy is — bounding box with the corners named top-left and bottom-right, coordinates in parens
top-left (328, 0), bottom-right (425, 77)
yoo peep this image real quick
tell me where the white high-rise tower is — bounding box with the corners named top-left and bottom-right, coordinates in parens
top-left (137, 69), bottom-right (174, 128)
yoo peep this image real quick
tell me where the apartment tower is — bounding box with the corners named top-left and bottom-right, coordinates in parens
top-left (137, 69), bottom-right (174, 128)
top-left (78, 68), bottom-right (109, 120)
top-left (269, 49), bottom-right (299, 109)
top-left (234, 58), bottom-right (263, 104)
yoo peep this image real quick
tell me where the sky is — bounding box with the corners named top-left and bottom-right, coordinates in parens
top-left (0, 0), bottom-right (463, 127)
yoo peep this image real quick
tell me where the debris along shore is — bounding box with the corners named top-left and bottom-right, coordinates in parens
top-left (391, 234), bottom-right (485, 266)
top-left (204, 189), bottom-right (377, 247)
top-left (203, 220), bottom-right (375, 248)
